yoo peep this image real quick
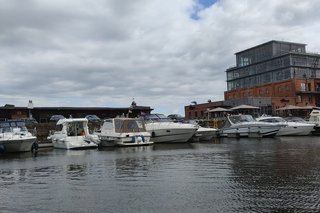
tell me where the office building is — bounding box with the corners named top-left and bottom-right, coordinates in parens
top-left (224, 40), bottom-right (320, 113)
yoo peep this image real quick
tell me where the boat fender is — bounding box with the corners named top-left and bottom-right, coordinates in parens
top-left (151, 132), bottom-right (155, 138)
top-left (31, 141), bottom-right (39, 153)
top-left (136, 136), bottom-right (144, 143)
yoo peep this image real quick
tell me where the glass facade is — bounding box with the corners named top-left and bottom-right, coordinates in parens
top-left (226, 41), bottom-right (320, 91)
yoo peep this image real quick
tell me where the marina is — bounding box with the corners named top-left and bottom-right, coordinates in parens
top-left (2, 1), bottom-right (320, 212)
top-left (1, 136), bottom-right (320, 213)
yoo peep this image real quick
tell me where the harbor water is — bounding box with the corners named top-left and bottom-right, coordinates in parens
top-left (1, 137), bottom-right (320, 213)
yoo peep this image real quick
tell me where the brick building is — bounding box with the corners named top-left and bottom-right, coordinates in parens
top-left (225, 40), bottom-right (320, 113)
top-left (184, 101), bottom-right (224, 119)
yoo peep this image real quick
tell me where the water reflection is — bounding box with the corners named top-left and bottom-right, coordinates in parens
top-left (66, 164), bottom-right (88, 180)
top-left (0, 151), bottom-right (36, 160)
top-left (152, 143), bottom-right (195, 151)
top-left (1, 137), bottom-right (320, 212)
top-left (227, 137), bottom-right (320, 212)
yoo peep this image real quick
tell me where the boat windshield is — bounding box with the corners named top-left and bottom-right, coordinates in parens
top-left (66, 121), bottom-right (86, 136)
top-left (143, 114), bottom-right (171, 122)
top-left (114, 119), bottom-right (146, 133)
top-left (229, 115), bottom-right (255, 124)
top-left (284, 117), bottom-right (306, 123)
top-left (259, 117), bottom-right (286, 123)
top-left (0, 121), bottom-right (27, 133)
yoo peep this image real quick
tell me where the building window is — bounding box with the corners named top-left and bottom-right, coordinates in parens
top-left (239, 57), bottom-right (251, 66)
top-left (195, 111), bottom-right (198, 117)
top-left (300, 83), bottom-right (306, 91)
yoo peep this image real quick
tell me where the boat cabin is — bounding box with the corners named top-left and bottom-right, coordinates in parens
top-left (55, 118), bottom-right (89, 137)
top-left (101, 118), bottom-right (146, 133)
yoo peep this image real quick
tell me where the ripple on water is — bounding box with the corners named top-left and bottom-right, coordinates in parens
top-left (1, 138), bottom-right (320, 212)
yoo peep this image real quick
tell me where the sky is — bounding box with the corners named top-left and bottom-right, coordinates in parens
top-left (1, 0), bottom-right (320, 116)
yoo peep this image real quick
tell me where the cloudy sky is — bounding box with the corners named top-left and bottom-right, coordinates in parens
top-left (1, 0), bottom-right (320, 115)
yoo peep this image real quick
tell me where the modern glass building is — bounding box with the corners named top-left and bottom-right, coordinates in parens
top-left (225, 40), bottom-right (320, 112)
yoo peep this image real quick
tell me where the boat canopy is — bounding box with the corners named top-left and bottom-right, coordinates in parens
top-left (56, 118), bottom-right (88, 125)
top-left (257, 117), bottom-right (286, 123)
top-left (102, 118), bottom-right (146, 133)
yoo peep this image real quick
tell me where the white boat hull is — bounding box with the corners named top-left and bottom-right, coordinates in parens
top-left (277, 123), bottom-right (315, 136)
top-left (220, 124), bottom-right (280, 138)
top-left (190, 127), bottom-right (218, 142)
top-left (0, 137), bottom-right (37, 152)
top-left (147, 127), bottom-right (197, 143)
top-left (256, 117), bottom-right (315, 136)
top-left (99, 134), bottom-right (153, 147)
top-left (52, 136), bottom-right (97, 149)
top-left (143, 114), bottom-right (198, 143)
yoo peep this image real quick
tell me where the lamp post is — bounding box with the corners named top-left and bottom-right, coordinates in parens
top-left (27, 100), bottom-right (34, 119)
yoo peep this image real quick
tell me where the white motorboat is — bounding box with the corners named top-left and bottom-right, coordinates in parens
top-left (190, 126), bottom-right (219, 142)
top-left (219, 114), bottom-right (282, 138)
top-left (95, 118), bottom-right (153, 147)
top-left (256, 116), bottom-right (315, 136)
top-left (307, 109), bottom-right (320, 135)
top-left (185, 120), bottom-right (218, 142)
top-left (47, 118), bottom-right (99, 149)
top-left (142, 114), bottom-right (198, 143)
top-left (0, 120), bottom-right (38, 153)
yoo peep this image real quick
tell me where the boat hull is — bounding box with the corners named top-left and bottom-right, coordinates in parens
top-left (277, 124), bottom-right (315, 136)
top-left (220, 125), bottom-right (280, 138)
top-left (0, 137), bottom-right (37, 152)
top-left (190, 127), bottom-right (218, 142)
top-left (99, 134), bottom-right (153, 147)
top-left (52, 136), bottom-right (97, 149)
top-left (147, 128), bottom-right (197, 143)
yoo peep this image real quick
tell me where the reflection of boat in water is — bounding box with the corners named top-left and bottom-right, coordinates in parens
top-left (94, 118), bottom-right (153, 147)
top-left (98, 145), bottom-right (153, 154)
top-left (219, 115), bottom-right (282, 138)
top-left (256, 116), bottom-right (315, 136)
top-left (47, 118), bottom-right (99, 149)
top-left (142, 114), bottom-right (198, 143)
top-left (0, 120), bottom-right (38, 153)
top-left (152, 143), bottom-right (195, 151)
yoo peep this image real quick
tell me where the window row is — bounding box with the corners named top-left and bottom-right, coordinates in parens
top-left (227, 68), bottom-right (292, 90)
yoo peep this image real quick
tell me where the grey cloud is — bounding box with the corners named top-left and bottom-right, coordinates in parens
top-left (1, 0), bottom-right (320, 115)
